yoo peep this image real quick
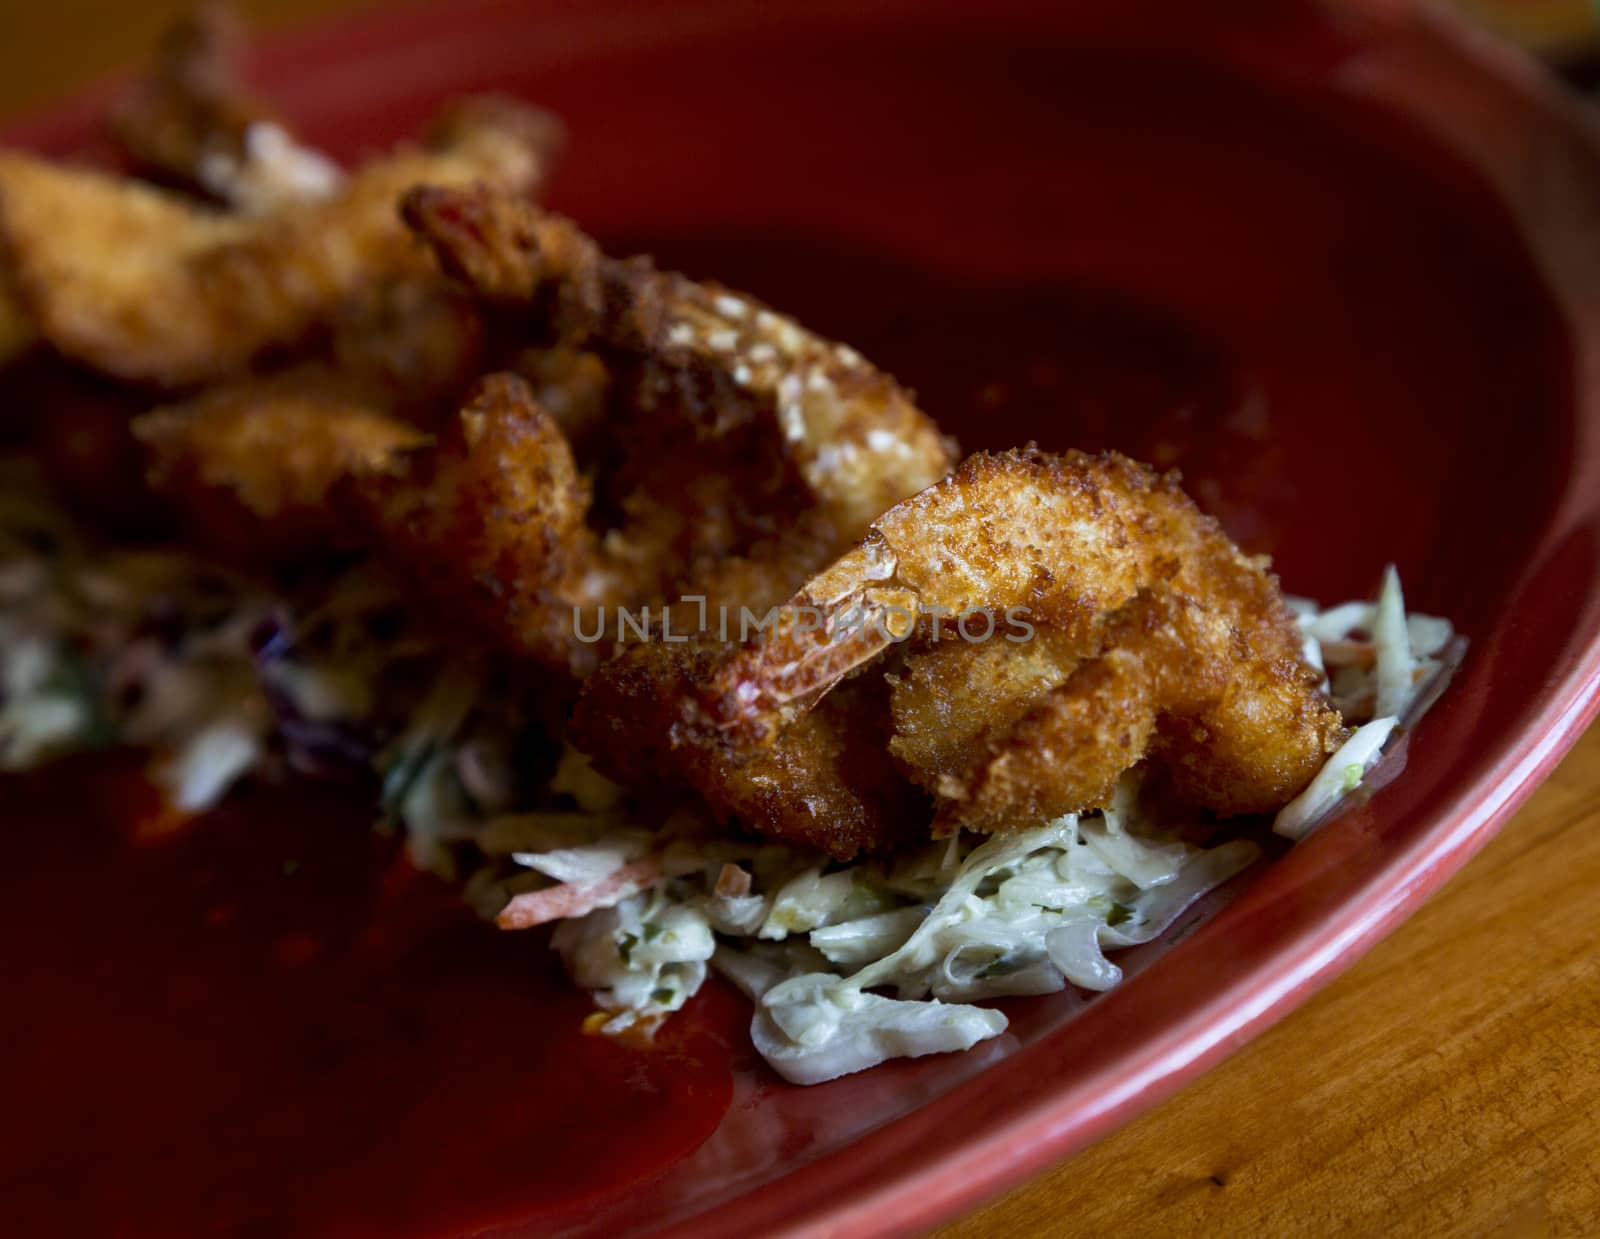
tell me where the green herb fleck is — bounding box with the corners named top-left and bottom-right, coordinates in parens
top-left (1342, 762), bottom-right (1365, 792)
top-left (1107, 902), bottom-right (1134, 928)
top-left (1033, 903), bottom-right (1065, 915)
top-left (650, 986), bottom-right (676, 1005)
top-left (977, 956), bottom-right (1025, 980)
top-left (617, 932), bottom-right (639, 965)
top-left (642, 922), bottom-right (664, 943)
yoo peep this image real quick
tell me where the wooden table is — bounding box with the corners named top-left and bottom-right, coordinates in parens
top-left (4, 4), bottom-right (1599, 1235)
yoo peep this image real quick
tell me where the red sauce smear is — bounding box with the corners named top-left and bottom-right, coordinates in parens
top-left (0, 758), bottom-right (741, 1239)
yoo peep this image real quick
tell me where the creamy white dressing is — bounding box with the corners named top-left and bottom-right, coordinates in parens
top-left (0, 471), bottom-right (1459, 1085)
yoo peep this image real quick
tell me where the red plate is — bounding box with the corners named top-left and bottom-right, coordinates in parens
top-left (6, 1), bottom-right (1600, 1235)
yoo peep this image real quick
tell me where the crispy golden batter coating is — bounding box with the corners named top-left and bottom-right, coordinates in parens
top-left (698, 676), bottom-right (929, 858)
top-left (325, 275), bottom-right (487, 424)
top-left (936, 583), bottom-right (1333, 832)
top-left (886, 627), bottom-right (1083, 800)
top-left (700, 448), bottom-right (1197, 744)
top-left (343, 364), bottom-right (848, 679)
top-left (341, 370), bottom-right (614, 670)
top-left (500, 343), bottom-right (609, 448)
top-left (334, 185), bottom-right (953, 687)
top-left (569, 638), bottom-right (925, 859)
top-left (0, 99), bottom-right (559, 388)
top-left (575, 447), bottom-right (1343, 854)
top-left (133, 366), bottom-right (428, 560)
top-left (26, 268), bottom-right (487, 562)
top-left (402, 184), bottom-right (956, 545)
top-left (0, 157), bottom-right (247, 380)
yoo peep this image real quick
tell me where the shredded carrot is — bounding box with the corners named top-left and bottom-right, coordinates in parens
top-left (495, 856), bottom-right (668, 929)
top-left (1320, 639), bottom-right (1376, 667)
top-left (714, 862), bottom-right (753, 899)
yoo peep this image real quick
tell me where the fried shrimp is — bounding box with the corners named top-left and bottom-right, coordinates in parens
top-left (701, 449), bottom-right (1330, 730)
top-left (330, 184), bottom-right (953, 680)
top-left (324, 275), bottom-right (488, 424)
top-left (0, 159), bottom-right (249, 375)
top-left (402, 183), bottom-right (956, 546)
top-left (936, 581), bottom-right (1340, 832)
top-left (570, 638), bottom-right (927, 859)
top-left (0, 98), bottom-right (560, 388)
top-left (699, 449), bottom-right (1201, 744)
top-left (885, 627), bottom-right (1085, 804)
top-left (133, 366), bottom-right (429, 560)
top-left (341, 370), bottom-right (613, 670)
top-left (342, 366), bottom-right (851, 679)
top-left (116, 274), bottom-right (490, 561)
top-left (575, 448), bottom-right (1344, 853)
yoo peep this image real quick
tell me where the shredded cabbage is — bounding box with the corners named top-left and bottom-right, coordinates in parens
top-left (0, 466), bottom-right (1462, 1085)
top-left (1273, 718), bottom-right (1397, 841)
top-left (1371, 565), bottom-right (1416, 720)
top-left (503, 799), bottom-right (1263, 1083)
top-left (751, 973), bottom-right (1008, 1086)
top-left (551, 893), bottom-right (717, 1035)
top-left (1279, 565), bottom-right (1461, 840)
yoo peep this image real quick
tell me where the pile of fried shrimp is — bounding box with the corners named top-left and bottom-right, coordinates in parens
top-left (0, 5), bottom-right (1347, 865)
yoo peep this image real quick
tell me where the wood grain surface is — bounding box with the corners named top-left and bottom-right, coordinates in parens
top-left (2, 4), bottom-right (1597, 1236)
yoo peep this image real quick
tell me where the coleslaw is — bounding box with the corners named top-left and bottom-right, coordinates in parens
top-left (0, 461), bottom-right (1462, 1083)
